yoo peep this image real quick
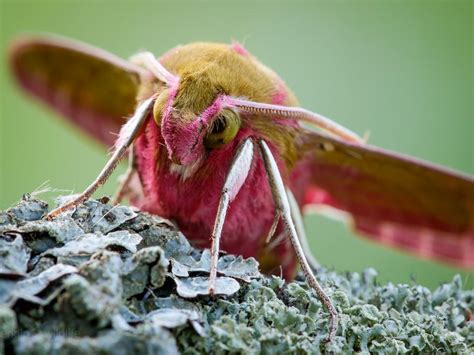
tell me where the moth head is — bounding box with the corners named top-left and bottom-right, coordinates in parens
top-left (153, 83), bottom-right (241, 166)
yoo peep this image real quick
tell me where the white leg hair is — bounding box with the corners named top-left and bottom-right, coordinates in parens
top-left (258, 140), bottom-right (337, 342)
top-left (208, 138), bottom-right (254, 295)
top-left (286, 188), bottom-right (321, 271)
top-left (46, 97), bottom-right (155, 219)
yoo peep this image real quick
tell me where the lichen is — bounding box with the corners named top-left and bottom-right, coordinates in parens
top-left (0, 195), bottom-right (472, 354)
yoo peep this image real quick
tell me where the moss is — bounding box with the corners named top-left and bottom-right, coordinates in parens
top-left (0, 195), bottom-right (472, 354)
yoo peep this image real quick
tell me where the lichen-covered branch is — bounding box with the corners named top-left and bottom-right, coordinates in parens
top-left (0, 195), bottom-right (472, 354)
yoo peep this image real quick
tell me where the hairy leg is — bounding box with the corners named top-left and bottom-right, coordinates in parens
top-left (46, 98), bottom-right (154, 219)
top-left (286, 188), bottom-right (320, 271)
top-left (208, 139), bottom-right (254, 295)
top-left (259, 139), bottom-right (337, 343)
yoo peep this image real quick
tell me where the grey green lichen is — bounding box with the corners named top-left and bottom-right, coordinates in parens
top-left (0, 195), bottom-right (472, 354)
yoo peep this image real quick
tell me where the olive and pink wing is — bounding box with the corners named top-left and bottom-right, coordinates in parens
top-left (9, 34), bottom-right (144, 146)
top-left (291, 129), bottom-right (474, 268)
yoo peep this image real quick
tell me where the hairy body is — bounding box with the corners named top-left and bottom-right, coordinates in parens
top-left (135, 43), bottom-right (301, 277)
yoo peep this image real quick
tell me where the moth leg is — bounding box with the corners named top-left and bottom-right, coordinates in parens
top-left (46, 97), bottom-right (155, 220)
top-left (264, 182), bottom-right (320, 273)
top-left (208, 138), bottom-right (254, 295)
top-left (265, 211), bottom-right (281, 243)
top-left (286, 188), bottom-right (321, 271)
top-left (112, 144), bottom-right (137, 205)
top-left (258, 140), bottom-right (337, 343)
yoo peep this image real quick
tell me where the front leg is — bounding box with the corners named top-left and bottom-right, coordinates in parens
top-left (208, 139), bottom-right (254, 295)
top-left (47, 98), bottom-right (154, 219)
top-left (286, 188), bottom-right (320, 271)
top-left (258, 139), bottom-right (337, 343)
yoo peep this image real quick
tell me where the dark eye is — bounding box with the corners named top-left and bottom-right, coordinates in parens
top-left (204, 109), bottom-right (241, 149)
top-left (211, 116), bottom-right (227, 134)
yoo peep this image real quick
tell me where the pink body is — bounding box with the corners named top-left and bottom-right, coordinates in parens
top-left (135, 123), bottom-right (292, 267)
top-left (131, 43), bottom-right (303, 277)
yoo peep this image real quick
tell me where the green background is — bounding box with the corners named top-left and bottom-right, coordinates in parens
top-left (1, 0), bottom-right (472, 289)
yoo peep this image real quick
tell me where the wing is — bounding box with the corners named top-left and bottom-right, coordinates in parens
top-left (290, 129), bottom-right (474, 268)
top-left (9, 34), bottom-right (145, 146)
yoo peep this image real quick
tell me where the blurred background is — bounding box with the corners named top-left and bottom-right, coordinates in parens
top-left (1, 0), bottom-right (472, 289)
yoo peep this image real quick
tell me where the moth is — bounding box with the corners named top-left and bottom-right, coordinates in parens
top-left (8, 34), bottom-right (474, 342)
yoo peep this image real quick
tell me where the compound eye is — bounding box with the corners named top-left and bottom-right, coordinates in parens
top-left (204, 109), bottom-right (241, 149)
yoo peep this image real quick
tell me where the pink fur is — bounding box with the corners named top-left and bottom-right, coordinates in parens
top-left (135, 119), bottom-right (297, 278)
top-left (200, 95), bottom-right (234, 123)
top-left (230, 41), bottom-right (249, 57)
top-left (135, 115), bottom-right (162, 209)
top-left (161, 80), bottom-right (180, 140)
top-left (160, 80), bottom-right (204, 165)
top-left (271, 81), bottom-right (288, 105)
top-left (161, 94), bottom-right (235, 166)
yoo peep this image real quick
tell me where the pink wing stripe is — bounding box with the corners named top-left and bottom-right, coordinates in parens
top-left (294, 132), bottom-right (474, 269)
top-left (356, 218), bottom-right (474, 268)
